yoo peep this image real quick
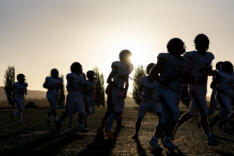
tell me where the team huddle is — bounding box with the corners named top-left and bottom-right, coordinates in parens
top-left (10, 34), bottom-right (234, 151)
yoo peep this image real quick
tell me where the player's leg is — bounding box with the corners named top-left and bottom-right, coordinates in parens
top-left (106, 112), bottom-right (117, 139)
top-left (191, 90), bottom-right (220, 145)
top-left (77, 96), bottom-right (85, 131)
top-left (51, 96), bottom-right (58, 124)
top-left (150, 103), bottom-right (167, 150)
top-left (91, 98), bottom-right (95, 114)
top-left (173, 92), bottom-right (199, 137)
top-left (133, 103), bottom-right (147, 138)
top-left (160, 93), bottom-right (180, 150)
top-left (16, 98), bottom-right (24, 125)
top-left (209, 90), bottom-right (217, 116)
top-left (102, 93), bottom-right (112, 128)
top-left (84, 98), bottom-right (90, 128)
top-left (106, 88), bottom-right (123, 138)
top-left (148, 102), bottom-right (162, 150)
top-left (217, 94), bottom-right (232, 132)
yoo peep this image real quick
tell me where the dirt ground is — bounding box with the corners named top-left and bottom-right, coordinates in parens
top-left (0, 107), bottom-right (233, 156)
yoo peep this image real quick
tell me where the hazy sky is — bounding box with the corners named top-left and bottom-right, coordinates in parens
top-left (0, 0), bottom-right (233, 94)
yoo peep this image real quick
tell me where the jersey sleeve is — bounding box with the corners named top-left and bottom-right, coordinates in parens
top-left (66, 74), bottom-right (72, 82)
top-left (13, 83), bottom-right (16, 88)
top-left (156, 53), bottom-right (167, 71)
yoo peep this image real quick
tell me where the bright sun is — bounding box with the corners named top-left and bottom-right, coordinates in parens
top-left (109, 34), bottom-right (152, 68)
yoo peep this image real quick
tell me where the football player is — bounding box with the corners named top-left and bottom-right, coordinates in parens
top-left (132, 63), bottom-right (161, 139)
top-left (105, 50), bottom-right (133, 139)
top-left (149, 38), bottom-right (187, 150)
top-left (43, 68), bottom-right (63, 126)
top-left (174, 34), bottom-right (220, 145)
top-left (11, 74), bottom-right (28, 125)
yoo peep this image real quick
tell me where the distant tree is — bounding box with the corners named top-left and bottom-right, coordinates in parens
top-left (94, 67), bottom-right (105, 107)
top-left (4, 66), bottom-right (15, 107)
top-left (58, 74), bottom-right (65, 106)
top-left (133, 65), bottom-right (146, 105)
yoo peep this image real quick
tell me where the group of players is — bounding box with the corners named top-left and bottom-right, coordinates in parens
top-left (11, 64), bottom-right (97, 132)
top-left (10, 33), bottom-right (233, 151)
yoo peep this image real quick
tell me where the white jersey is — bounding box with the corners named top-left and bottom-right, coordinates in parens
top-left (45, 76), bottom-right (63, 94)
top-left (140, 76), bottom-right (159, 102)
top-left (111, 61), bottom-right (133, 88)
top-left (217, 71), bottom-right (234, 97)
top-left (84, 80), bottom-right (96, 96)
top-left (157, 53), bottom-right (187, 92)
top-left (66, 73), bottom-right (86, 94)
top-left (184, 51), bottom-right (214, 88)
top-left (13, 82), bottom-right (28, 98)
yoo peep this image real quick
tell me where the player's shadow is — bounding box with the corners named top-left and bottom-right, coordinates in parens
top-left (214, 150), bottom-right (234, 156)
top-left (212, 134), bottom-right (234, 143)
top-left (133, 137), bottom-right (147, 156)
top-left (77, 126), bottom-right (121, 156)
top-left (165, 148), bottom-right (185, 156)
top-left (0, 128), bottom-right (85, 156)
top-left (0, 124), bottom-right (44, 142)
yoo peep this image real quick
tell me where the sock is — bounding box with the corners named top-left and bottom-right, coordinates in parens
top-left (107, 113), bottom-right (115, 132)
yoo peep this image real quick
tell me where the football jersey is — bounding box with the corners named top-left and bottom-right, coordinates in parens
top-left (184, 51), bottom-right (214, 84)
top-left (140, 76), bottom-right (159, 101)
top-left (13, 82), bottom-right (28, 97)
top-left (45, 76), bottom-right (63, 92)
top-left (111, 61), bottom-right (133, 88)
top-left (66, 73), bottom-right (86, 93)
top-left (84, 80), bottom-right (96, 95)
top-left (157, 53), bottom-right (187, 92)
top-left (217, 71), bottom-right (234, 97)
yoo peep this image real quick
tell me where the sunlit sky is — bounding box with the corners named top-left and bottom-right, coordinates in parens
top-left (0, 0), bottom-right (234, 95)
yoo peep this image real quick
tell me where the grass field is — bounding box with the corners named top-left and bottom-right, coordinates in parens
top-left (0, 106), bottom-right (233, 156)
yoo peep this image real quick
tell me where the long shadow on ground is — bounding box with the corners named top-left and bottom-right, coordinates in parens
top-left (0, 128), bottom-right (85, 156)
top-left (77, 127), bottom-right (121, 156)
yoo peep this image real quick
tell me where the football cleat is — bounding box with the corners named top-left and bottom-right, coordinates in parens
top-left (106, 132), bottom-right (115, 139)
top-left (149, 136), bottom-right (162, 149)
top-left (162, 136), bottom-right (177, 150)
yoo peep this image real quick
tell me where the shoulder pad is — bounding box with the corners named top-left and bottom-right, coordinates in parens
top-left (111, 61), bottom-right (120, 70)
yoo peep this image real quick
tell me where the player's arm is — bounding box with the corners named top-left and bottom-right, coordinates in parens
top-left (24, 83), bottom-right (28, 95)
top-left (43, 78), bottom-right (48, 89)
top-left (149, 54), bottom-right (165, 81)
top-left (25, 88), bottom-right (28, 95)
top-left (12, 84), bottom-right (16, 99)
top-left (208, 55), bottom-right (215, 76)
top-left (149, 64), bottom-right (160, 81)
top-left (107, 62), bottom-right (118, 84)
top-left (123, 78), bottom-right (129, 99)
top-left (210, 71), bottom-right (221, 91)
top-left (107, 70), bottom-right (115, 84)
top-left (59, 79), bottom-right (64, 90)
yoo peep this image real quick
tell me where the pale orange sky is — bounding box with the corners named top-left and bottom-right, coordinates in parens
top-left (0, 0), bottom-right (233, 95)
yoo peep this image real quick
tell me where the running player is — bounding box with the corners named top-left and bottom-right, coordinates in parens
top-left (132, 63), bottom-right (161, 139)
